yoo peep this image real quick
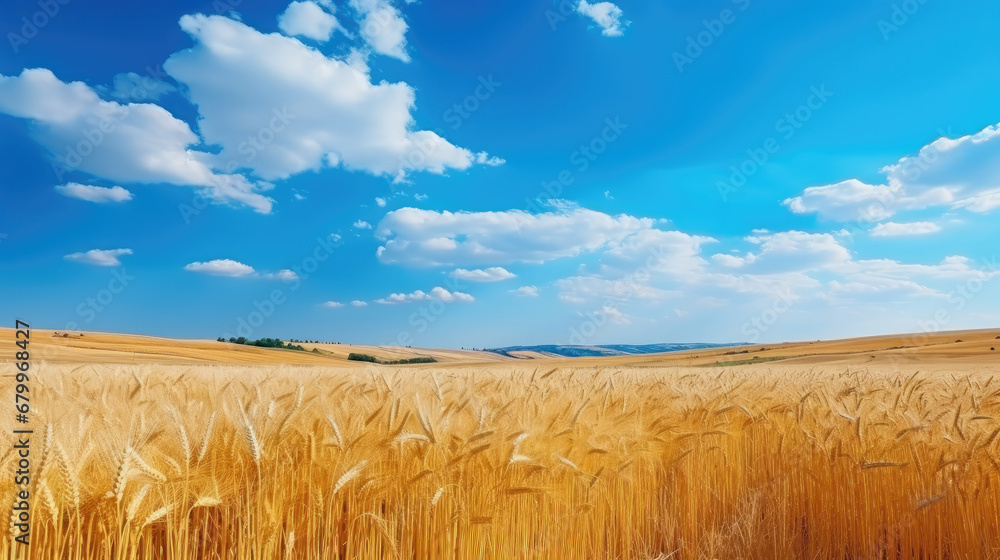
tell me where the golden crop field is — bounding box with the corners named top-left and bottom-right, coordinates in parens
top-left (5, 361), bottom-right (1000, 559)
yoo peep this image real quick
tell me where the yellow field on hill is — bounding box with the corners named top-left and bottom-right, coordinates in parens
top-left (2, 327), bottom-right (998, 369)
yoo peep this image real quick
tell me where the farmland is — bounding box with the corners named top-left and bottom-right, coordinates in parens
top-left (3, 329), bottom-right (1000, 558)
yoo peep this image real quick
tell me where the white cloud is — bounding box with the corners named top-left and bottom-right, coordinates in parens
top-left (376, 206), bottom-right (655, 267)
top-left (576, 1), bottom-right (629, 37)
top-left (322, 301), bottom-right (344, 308)
top-left (511, 285), bottom-right (539, 297)
top-left (353, 220), bottom-right (372, 229)
top-left (264, 269), bottom-right (300, 282)
top-left (278, 1), bottom-right (344, 41)
top-left (474, 152), bottom-right (506, 166)
top-left (556, 275), bottom-right (681, 304)
top-left (711, 253), bottom-right (750, 268)
top-left (163, 15), bottom-right (494, 185)
top-left (740, 231), bottom-right (852, 274)
top-left (54, 183), bottom-right (133, 203)
top-left (349, 0), bottom-right (410, 61)
top-left (0, 68), bottom-right (273, 213)
top-left (375, 286), bottom-right (474, 304)
top-left (106, 72), bottom-right (176, 101)
top-left (350, 300), bottom-right (368, 307)
top-left (184, 259), bottom-right (256, 277)
top-left (64, 248), bottom-right (132, 267)
top-left (449, 267), bottom-right (516, 282)
top-left (784, 123), bottom-right (1000, 222)
top-left (601, 305), bottom-right (631, 324)
top-left (601, 228), bottom-right (715, 279)
top-left (330, 233), bottom-right (342, 242)
top-left (375, 196), bottom-right (387, 207)
top-left (870, 221), bottom-right (942, 238)
top-left (184, 260), bottom-right (300, 280)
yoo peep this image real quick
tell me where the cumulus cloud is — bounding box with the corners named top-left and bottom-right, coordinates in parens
top-left (870, 221), bottom-right (942, 238)
top-left (54, 183), bottom-right (133, 203)
top-left (0, 8), bottom-right (500, 215)
top-left (375, 206), bottom-right (654, 267)
top-left (184, 259), bottom-right (256, 277)
top-left (375, 197), bottom-right (387, 207)
top-left (64, 248), bottom-right (133, 267)
top-left (601, 228), bottom-right (715, 279)
top-left (184, 260), bottom-right (300, 280)
top-left (278, 1), bottom-right (344, 41)
top-left (349, 0), bottom-right (410, 61)
top-left (375, 286), bottom-right (474, 304)
top-left (0, 68), bottom-right (273, 213)
top-left (353, 220), bottom-right (372, 229)
top-left (739, 231), bottom-right (852, 274)
top-left (784, 123), bottom-right (1000, 222)
top-left (576, 1), bottom-right (629, 37)
top-left (322, 301), bottom-right (344, 308)
top-left (163, 14), bottom-right (494, 185)
top-left (350, 300), bottom-right (368, 307)
top-left (511, 285), bottom-right (539, 297)
top-left (549, 215), bottom-right (998, 327)
top-left (449, 267), bottom-right (516, 282)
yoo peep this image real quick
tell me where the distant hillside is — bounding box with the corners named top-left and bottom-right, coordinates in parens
top-left (486, 343), bottom-right (740, 358)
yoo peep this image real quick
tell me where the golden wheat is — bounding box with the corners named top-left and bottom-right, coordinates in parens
top-left (3, 362), bottom-right (1000, 558)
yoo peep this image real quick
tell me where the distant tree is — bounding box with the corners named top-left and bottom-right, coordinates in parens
top-left (348, 353), bottom-right (379, 363)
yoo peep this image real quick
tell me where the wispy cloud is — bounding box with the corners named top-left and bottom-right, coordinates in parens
top-left (64, 248), bottom-right (133, 267)
top-left (870, 221), bottom-right (942, 237)
top-left (55, 183), bottom-right (133, 203)
top-left (449, 267), bottom-right (516, 282)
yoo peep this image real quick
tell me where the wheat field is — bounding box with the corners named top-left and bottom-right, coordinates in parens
top-left (4, 361), bottom-right (1000, 559)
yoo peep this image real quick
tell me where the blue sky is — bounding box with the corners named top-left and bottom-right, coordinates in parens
top-left (1, 0), bottom-right (999, 347)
